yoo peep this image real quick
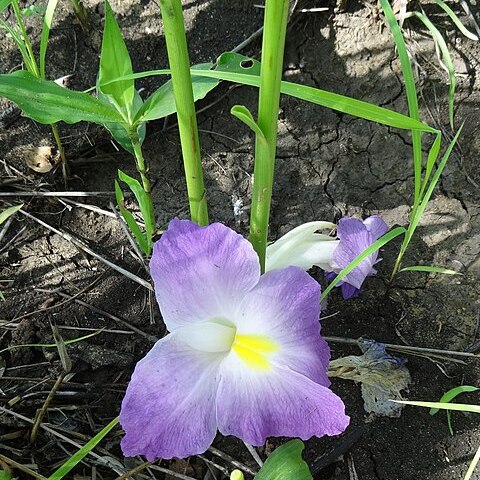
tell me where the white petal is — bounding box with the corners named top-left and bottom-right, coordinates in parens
top-left (266, 221), bottom-right (338, 272)
top-left (177, 320), bottom-right (236, 353)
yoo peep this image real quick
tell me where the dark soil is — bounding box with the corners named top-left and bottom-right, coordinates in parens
top-left (1, 0), bottom-right (480, 479)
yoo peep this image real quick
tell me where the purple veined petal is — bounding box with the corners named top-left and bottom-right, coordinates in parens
top-left (216, 359), bottom-right (349, 446)
top-left (150, 219), bottom-right (261, 331)
top-left (333, 217), bottom-right (378, 290)
top-left (120, 333), bottom-right (224, 460)
top-left (232, 266), bottom-right (330, 387)
top-left (363, 215), bottom-right (389, 241)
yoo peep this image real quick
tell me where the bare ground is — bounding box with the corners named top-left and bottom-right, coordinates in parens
top-left (1, 0), bottom-right (480, 478)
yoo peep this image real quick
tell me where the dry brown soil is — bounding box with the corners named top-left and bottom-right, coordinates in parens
top-left (1, 0), bottom-right (480, 479)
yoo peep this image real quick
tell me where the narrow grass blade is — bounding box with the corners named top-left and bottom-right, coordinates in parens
top-left (93, 55), bottom-right (439, 134)
top-left (0, 204), bottom-right (23, 225)
top-left (394, 400), bottom-right (480, 414)
top-left (430, 385), bottom-right (479, 415)
top-left (380, 0), bottom-right (423, 205)
top-left (39, 0), bottom-right (60, 79)
top-left (255, 440), bottom-right (312, 480)
top-left (0, 330), bottom-right (103, 354)
top-left (399, 265), bottom-right (461, 275)
top-left (48, 417), bottom-right (119, 480)
top-left (1, 20), bottom-right (35, 73)
top-left (407, 125), bottom-right (462, 238)
top-left (115, 179), bottom-right (149, 255)
top-left (434, 0), bottom-right (478, 41)
top-left (420, 132), bottom-right (441, 197)
top-left (413, 11), bottom-right (456, 128)
top-left (118, 169), bottom-right (154, 254)
top-left (321, 226), bottom-right (407, 300)
top-left (464, 444), bottom-right (480, 480)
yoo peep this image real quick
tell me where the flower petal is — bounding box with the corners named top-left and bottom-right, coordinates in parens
top-left (266, 221), bottom-right (338, 272)
top-left (333, 217), bottom-right (378, 289)
top-left (216, 359), bottom-right (349, 445)
top-left (233, 266), bottom-right (330, 386)
top-left (363, 215), bottom-right (389, 241)
top-left (120, 333), bottom-right (223, 460)
top-left (150, 219), bottom-right (260, 331)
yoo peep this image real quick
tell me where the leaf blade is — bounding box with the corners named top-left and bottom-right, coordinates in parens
top-left (255, 440), bottom-right (312, 480)
top-left (0, 70), bottom-right (125, 125)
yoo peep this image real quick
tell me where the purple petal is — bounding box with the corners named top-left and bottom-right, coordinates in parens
top-left (341, 282), bottom-right (361, 299)
top-left (150, 219), bottom-right (260, 331)
top-left (216, 360), bottom-right (349, 445)
top-left (363, 215), bottom-right (389, 241)
top-left (234, 266), bottom-right (330, 386)
top-left (120, 334), bottom-right (222, 460)
top-left (333, 217), bottom-right (378, 290)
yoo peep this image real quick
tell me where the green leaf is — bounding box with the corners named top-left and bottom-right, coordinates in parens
top-left (0, 204), bottom-right (23, 225)
top-left (434, 0), bottom-right (478, 41)
top-left (47, 417), bottom-right (119, 480)
top-left (134, 63), bottom-right (220, 124)
top-left (115, 179), bottom-right (149, 255)
top-left (230, 105), bottom-right (267, 143)
top-left (407, 125), bottom-right (463, 239)
top-left (420, 133), bottom-right (442, 197)
top-left (430, 385), bottom-right (479, 416)
top-left (39, 0), bottom-right (60, 79)
top-left (380, 0), bottom-right (423, 205)
top-left (255, 440), bottom-right (312, 480)
top-left (321, 226), bottom-right (407, 300)
top-left (413, 11), bottom-right (456, 129)
top-left (98, 0), bottom-right (135, 120)
top-left (399, 265), bottom-right (461, 275)
top-left (0, 471), bottom-right (14, 480)
top-left (98, 89), bottom-right (145, 154)
top-left (118, 170), bottom-right (154, 254)
top-left (0, 0), bottom-right (11, 14)
top-left (0, 70), bottom-right (125, 125)
top-left (395, 400), bottom-right (480, 414)
top-left (94, 53), bottom-right (438, 133)
top-left (207, 53), bottom-right (437, 133)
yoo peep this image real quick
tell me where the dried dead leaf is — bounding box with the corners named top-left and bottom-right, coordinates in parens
top-left (24, 146), bottom-right (59, 173)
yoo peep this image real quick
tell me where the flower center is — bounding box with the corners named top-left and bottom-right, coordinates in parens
top-left (179, 318), bottom-right (236, 353)
top-left (178, 318), bottom-right (279, 370)
top-left (232, 334), bottom-right (278, 371)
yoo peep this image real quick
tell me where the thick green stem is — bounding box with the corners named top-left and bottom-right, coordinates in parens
top-left (158, 0), bottom-right (208, 226)
top-left (249, 0), bottom-right (290, 272)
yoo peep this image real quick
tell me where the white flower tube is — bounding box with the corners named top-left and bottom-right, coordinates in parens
top-left (265, 221), bottom-right (339, 272)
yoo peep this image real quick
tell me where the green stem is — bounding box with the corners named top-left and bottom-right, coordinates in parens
top-left (11, 0), bottom-right (39, 77)
top-left (50, 122), bottom-right (68, 185)
top-left (132, 139), bottom-right (152, 195)
top-left (249, 0), bottom-right (290, 272)
top-left (69, 0), bottom-right (89, 31)
top-left (132, 137), bottom-right (156, 239)
top-left (158, 0), bottom-right (208, 226)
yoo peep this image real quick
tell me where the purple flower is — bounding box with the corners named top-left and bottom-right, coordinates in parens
top-left (327, 216), bottom-right (389, 299)
top-left (120, 219), bottom-right (349, 460)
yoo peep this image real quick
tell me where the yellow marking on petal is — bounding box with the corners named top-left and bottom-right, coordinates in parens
top-left (232, 334), bottom-right (279, 371)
